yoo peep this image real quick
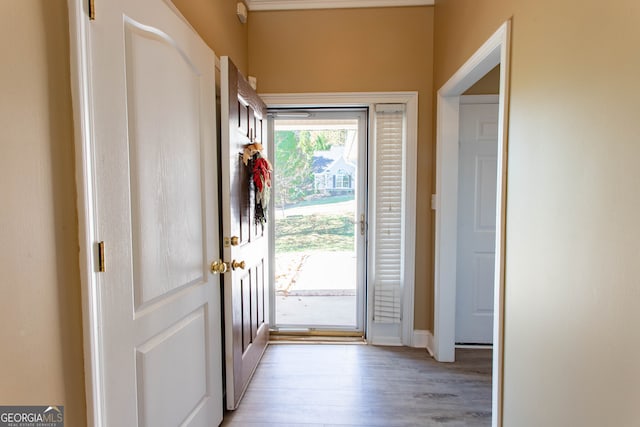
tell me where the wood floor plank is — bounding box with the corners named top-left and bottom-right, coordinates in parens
top-left (221, 344), bottom-right (491, 426)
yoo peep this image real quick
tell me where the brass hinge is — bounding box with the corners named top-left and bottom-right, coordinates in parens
top-left (88, 0), bottom-right (95, 20)
top-left (97, 241), bottom-right (105, 272)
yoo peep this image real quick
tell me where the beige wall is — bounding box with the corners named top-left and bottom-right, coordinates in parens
top-left (248, 7), bottom-right (435, 330)
top-left (173, 0), bottom-right (249, 74)
top-left (435, 0), bottom-right (640, 425)
top-left (8, 0), bottom-right (638, 423)
top-left (0, 1), bottom-right (86, 425)
top-left (464, 65), bottom-right (500, 95)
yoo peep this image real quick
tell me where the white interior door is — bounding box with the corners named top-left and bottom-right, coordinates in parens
top-left (220, 57), bottom-right (270, 410)
top-left (455, 98), bottom-right (498, 344)
top-left (88, 0), bottom-right (223, 424)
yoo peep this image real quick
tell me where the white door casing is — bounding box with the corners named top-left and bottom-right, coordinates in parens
top-left (433, 20), bottom-right (511, 427)
top-left (269, 109), bottom-right (367, 332)
top-left (68, 0), bottom-right (223, 425)
top-left (220, 56), bottom-right (270, 410)
top-left (260, 92), bottom-right (417, 346)
top-left (455, 98), bottom-right (498, 344)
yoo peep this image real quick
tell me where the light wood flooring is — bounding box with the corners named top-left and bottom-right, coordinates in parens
top-left (221, 344), bottom-right (492, 427)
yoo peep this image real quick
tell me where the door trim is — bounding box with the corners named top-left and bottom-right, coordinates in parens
top-left (268, 108), bottom-right (368, 333)
top-left (433, 20), bottom-right (511, 427)
top-left (460, 94), bottom-right (500, 105)
top-left (261, 92), bottom-right (417, 346)
top-left (67, 0), bottom-right (102, 424)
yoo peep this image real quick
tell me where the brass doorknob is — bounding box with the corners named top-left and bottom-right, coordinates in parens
top-left (224, 236), bottom-right (240, 247)
top-left (210, 260), bottom-right (228, 274)
top-left (231, 260), bottom-right (245, 270)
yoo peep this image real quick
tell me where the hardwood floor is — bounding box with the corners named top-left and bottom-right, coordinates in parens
top-left (221, 344), bottom-right (492, 427)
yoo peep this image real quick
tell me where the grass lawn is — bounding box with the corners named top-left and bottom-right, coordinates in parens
top-left (276, 213), bottom-right (355, 252)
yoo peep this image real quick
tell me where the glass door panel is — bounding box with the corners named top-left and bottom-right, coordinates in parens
top-left (271, 110), bottom-right (367, 332)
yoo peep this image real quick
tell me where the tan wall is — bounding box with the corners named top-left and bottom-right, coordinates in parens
top-left (173, 0), bottom-right (249, 74)
top-left (435, 0), bottom-right (640, 425)
top-left (9, 0), bottom-right (638, 423)
top-left (248, 7), bottom-right (435, 330)
top-left (464, 65), bottom-right (500, 95)
top-left (0, 1), bottom-right (86, 425)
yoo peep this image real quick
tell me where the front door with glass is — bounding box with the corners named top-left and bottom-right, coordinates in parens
top-left (269, 110), bottom-right (367, 334)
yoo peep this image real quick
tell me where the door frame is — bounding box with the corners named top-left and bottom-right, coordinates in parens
top-left (261, 92), bottom-right (418, 346)
top-left (67, 0), bottom-right (103, 423)
top-left (268, 108), bottom-right (368, 333)
top-left (433, 20), bottom-right (511, 427)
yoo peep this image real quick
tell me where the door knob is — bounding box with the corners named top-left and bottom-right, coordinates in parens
top-left (224, 236), bottom-right (240, 247)
top-left (210, 260), bottom-right (228, 274)
top-left (231, 260), bottom-right (245, 270)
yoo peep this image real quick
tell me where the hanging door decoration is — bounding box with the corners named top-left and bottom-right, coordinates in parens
top-left (243, 142), bottom-right (272, 225)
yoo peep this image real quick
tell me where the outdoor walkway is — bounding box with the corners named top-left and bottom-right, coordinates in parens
top-left (275, 251), bottom-right (357, 326)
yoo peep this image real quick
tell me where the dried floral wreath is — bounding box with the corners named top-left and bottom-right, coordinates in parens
top-left (242, 142), bottom-right (272, 225)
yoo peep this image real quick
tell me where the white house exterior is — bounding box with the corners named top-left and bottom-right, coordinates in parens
top-left (314, 155), bottom-right (356, 194)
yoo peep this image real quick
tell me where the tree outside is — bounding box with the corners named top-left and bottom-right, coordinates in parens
top-left (274, 129), bottom-right (347, 210)
top-left (273, 128), bottom-right (355, 253)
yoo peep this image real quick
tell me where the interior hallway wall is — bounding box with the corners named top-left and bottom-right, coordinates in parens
top-left (464, 65), bottom-right (500, 95)
top-left (435, 0), bottom-right (640, 425)
top-left (0, 1), bottom-right (86, 425)
top-left (173, 0), bottom-right (249, 74)
top-left (248, 6), bottom-right (435, 331)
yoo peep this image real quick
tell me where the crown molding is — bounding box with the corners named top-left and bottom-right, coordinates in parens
top-left (246, 0), bottom-right (433, 12)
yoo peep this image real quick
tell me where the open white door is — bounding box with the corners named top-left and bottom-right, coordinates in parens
top-left (80, 0), bottom-right (223, 424)
top-left (220, 57), bottom-right (270, 409)
top-left (455, 98), bottom-right (498, 344)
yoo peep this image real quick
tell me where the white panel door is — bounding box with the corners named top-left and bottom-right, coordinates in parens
top-left (455, 100), bottom-right (498, 344)
top-left (88, 0), bottom-right (223, 424)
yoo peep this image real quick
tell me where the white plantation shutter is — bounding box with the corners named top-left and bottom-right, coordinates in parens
top-left (373, 104), bottom-right (405, 323)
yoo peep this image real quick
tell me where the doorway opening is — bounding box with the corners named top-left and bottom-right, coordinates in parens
top-left (269, 109), bottom-right (367, 335)
top-left (455, 93), bottom-right (499, 347)
top-left (434, 20), bottom-right (511, 427)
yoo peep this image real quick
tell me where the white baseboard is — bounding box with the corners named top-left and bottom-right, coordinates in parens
top-left (412, 330), bottom-right (428, 347)
top-left (413, 330), bottom-right (434, 356)
top-left (371, 330), bottom-right (434, 353)
top-left (369, 336), bottom-right (403, 346)
top-left (425, 331), bottom-right (434, 357)
top-left (413, 329), bottom-right (433, 357)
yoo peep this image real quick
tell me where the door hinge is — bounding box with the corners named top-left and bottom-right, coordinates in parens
top-left (97, 241), bottom-right (105, 272)
top-left (88, 0), bottom-right (95, 20)
top-left (360, 214), bottom-right (366, 236)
